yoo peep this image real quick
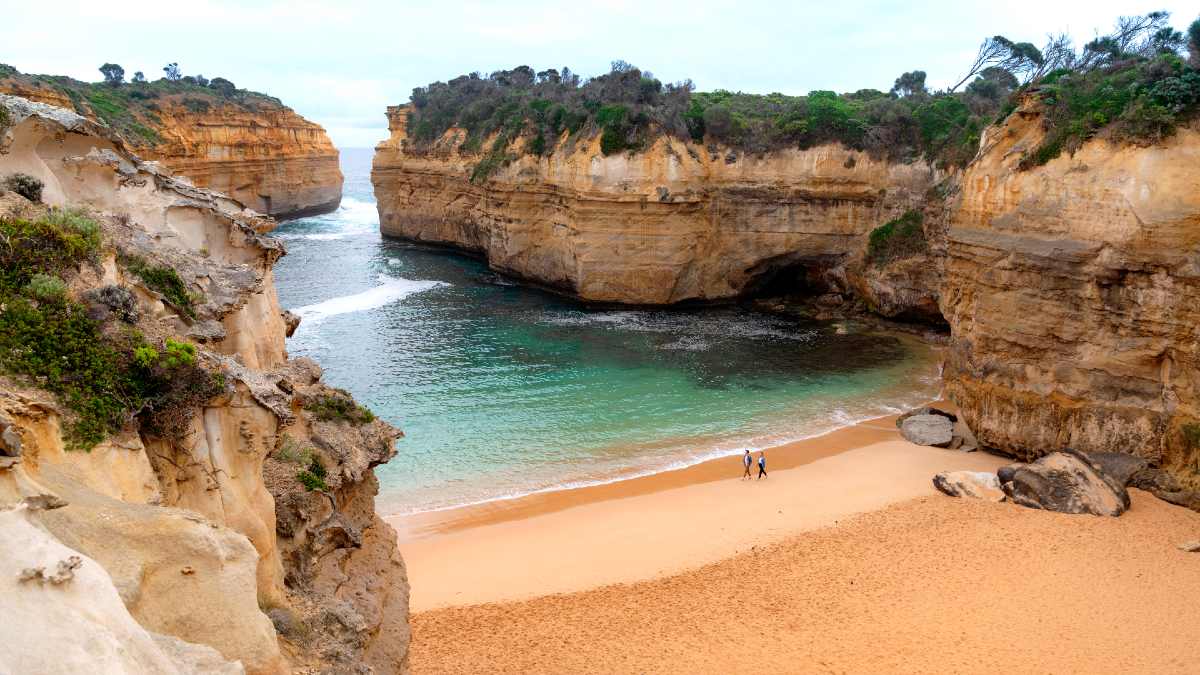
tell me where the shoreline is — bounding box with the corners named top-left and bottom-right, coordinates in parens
top-left (386, 406), bottom-right (930, 536)
top-left (388, 408), bottom-right (1013, 611)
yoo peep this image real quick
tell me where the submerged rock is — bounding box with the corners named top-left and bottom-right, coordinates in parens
top-left (900, 414), bottom-right (955, 447)
top-left (999, 450), bottom-right (1130, 517)
top-left (932, 471), bottom-right (1004, 501)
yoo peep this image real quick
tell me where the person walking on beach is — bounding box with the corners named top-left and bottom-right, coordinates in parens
top-left (757, 451), bottom-right (768, 480)
top-left (742, 449), bottom-right (753, 479)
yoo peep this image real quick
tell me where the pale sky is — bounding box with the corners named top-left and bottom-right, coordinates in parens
top-left (4, 1), bottom-right (1197, 147)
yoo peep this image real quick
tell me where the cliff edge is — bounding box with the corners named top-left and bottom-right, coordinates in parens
top-left (373, 105), bottom-right (942, 307)
top-left (0, 94), bottom-right (408, 674)
top-left (0, 68), bottom-right (342, 220)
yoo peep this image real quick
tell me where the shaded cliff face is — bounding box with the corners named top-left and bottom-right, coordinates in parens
top-left (0, 95), bottom-right (408, 674)
top-left (373, 105), bottom-right (939, 305)
top-left (0, 74), bottom-right (342, 220)
top-left (942, 101), bottom-right (1200, 471)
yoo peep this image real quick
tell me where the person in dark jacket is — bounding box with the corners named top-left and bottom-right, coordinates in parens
top-left (757, 451), bottom-right (767, 480)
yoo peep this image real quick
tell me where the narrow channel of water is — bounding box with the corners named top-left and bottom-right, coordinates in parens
top-left (272, 148), bottom-right (941, 514)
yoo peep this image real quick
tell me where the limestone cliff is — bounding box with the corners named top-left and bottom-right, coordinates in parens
top-left (941, 98), bottom-right (1200, 474)
top-left (0, 71), bottom-right (342, 220)
top-left (0, 95), bottom-right (408, 673)
top-left (372, 105), bottom-right (940, 305)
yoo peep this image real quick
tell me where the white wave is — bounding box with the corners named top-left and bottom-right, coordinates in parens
top-left (293, 274), bottom-right (445, 325)
top-left (276, 197), bottom-right (380, 241)
top-left (543, 310), bottom-right (816, 342)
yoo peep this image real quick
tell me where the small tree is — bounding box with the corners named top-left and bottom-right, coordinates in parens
top-left (195, 74), bottom-right (209, 87)
top-left (163, 62), bottom-right (181, 81)
top-left (132, 71), bottom-right (146, 84)
top-left (208, 77), bottom-right (236, 96)
top-left (890, 71), bottom-right (928, 98)
top-left (99, 63), bottom-right (124, 86)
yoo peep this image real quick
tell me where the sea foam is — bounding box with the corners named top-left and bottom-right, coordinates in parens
top-left (293, 274), bottom-right (445, 326)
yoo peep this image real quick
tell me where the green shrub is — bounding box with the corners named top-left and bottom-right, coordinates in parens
top-left (0, 210), bottom-right (100, 293)
top-left (24, 273), bottom-right (67, 301)
top-left (304, 393), bottom-right (375, 425)
top-left (1020, 55), bottom-right (1200, 169)
top-left (0, 105), bottom-right (10, 132)
top-left (4, 173), bottom-right (44, 202)
top-left (0, 214), bottom-right (222, 448)
top-left (867, 211), bottom-right (927, 265)
top-left (297, 457), bottom-right (329, 491)
top-left (120, 253), bottom-right (198, 318)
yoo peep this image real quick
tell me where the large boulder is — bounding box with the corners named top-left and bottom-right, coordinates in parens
top-left (1085, 452), bottom-right (1149, 487)
top-left (932, 471), bottom-right (1004, 501)
top-left (900, 414), bottom-right (955, 447)
top-left (896, 406), bottom-right (957, 428)
top-left (1129, 467), bottom-right (1200, 513)
top-left (999, 450), bottom-right (1130, 516)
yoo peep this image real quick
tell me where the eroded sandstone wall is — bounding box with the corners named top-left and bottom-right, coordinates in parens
top-left (0, 95), bottom-right (408, 674)
top-left (372, 105), bottom-right (940, 305)
top-left (942, 100), bottom-right (1200, 470)
top-left (0, 80), bottom-right (343, 219)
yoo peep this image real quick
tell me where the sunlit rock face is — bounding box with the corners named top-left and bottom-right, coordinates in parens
top-left (0, 80), bottom-right (342, 219)
top-left (372, 105), bottom-right (939, 305)
top-left (941, 98), bottom-right (1200, 470)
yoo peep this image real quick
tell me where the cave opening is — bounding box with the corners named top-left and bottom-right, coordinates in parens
top-left (741, 253), bottom-right (840, 299)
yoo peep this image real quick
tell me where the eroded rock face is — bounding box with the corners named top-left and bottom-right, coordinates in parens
top-left (0, 83), bottom-right (342, 219)
top-left (941, 99), bottom-right (1200, 472)
top-left (0, 502), bottom-right (246, 675)
top-left (372, 105), bottom-right (939, 305)
top-left (0, 95), bottom-right (408, 673)
top-left (999, 451), bottom-right (1130, 516)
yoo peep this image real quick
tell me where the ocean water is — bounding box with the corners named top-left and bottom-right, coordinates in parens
top-left (273, 148), bottom-right (942, 515)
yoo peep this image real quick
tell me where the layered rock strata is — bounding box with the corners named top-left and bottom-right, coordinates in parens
top-left (0, 77), bottom-right (342, 219)
top-left (0, 95), bottom-right (408, 673)
top-left (941, 100), bottom-right (1200, 473)
top-left (372, 105), bottom-right (940, 305)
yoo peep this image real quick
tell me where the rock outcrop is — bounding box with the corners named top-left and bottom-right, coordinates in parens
top-left (941, 98), bottom-right (1200, 476)
top-left (372, 105), bottom-right (940, 306)
top-left (932, 470), bottom-right (1005, 501)
top-left (998, 451), bottom-right (1131, 516)
top-left (899, 414), bottom-right (955, 447)
top-left (0, 94), bottom-right (408, 673)
top-left (0, 73), bottom-right (342, 219)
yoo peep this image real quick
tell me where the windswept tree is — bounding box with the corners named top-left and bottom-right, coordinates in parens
top-left (890, 71), bottom-right (928, 98)
top-left (948, 36), bottom-right (1045, 92)
top-left (99, 63), bottom-right (124, 86)
top-left (131, 71), bottom-right (146, 84)
top-left (163, 62), bottom-right (181, 81)
top-left (1079, 11), bottom-right (1182, 69)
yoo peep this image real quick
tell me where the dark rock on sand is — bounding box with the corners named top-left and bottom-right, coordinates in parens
top-left (999, 450), bottom-right (1130, 516)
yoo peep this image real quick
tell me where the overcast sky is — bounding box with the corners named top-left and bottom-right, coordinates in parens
top-left (4, 1), bottom-right (1197, 147)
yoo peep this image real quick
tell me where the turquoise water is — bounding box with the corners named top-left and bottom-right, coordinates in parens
top-left (273, 148), bottom-right (942, 514)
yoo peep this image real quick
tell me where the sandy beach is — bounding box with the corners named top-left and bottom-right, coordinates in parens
top-left (391, 416), bottom-right (1200, 673)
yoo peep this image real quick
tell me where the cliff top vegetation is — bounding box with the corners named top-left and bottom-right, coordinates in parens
top-left (400, 11), bottom-right (1200, 177)
top-left (0, 62), bottom-right (287, 147)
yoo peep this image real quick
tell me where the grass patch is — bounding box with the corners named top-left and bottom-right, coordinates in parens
top-left (119, 253), bottom-right (198, 318)
top-left (867, 211), bottom-right (927, 265)
top-left (303, 392), bottom-right (375, 425)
